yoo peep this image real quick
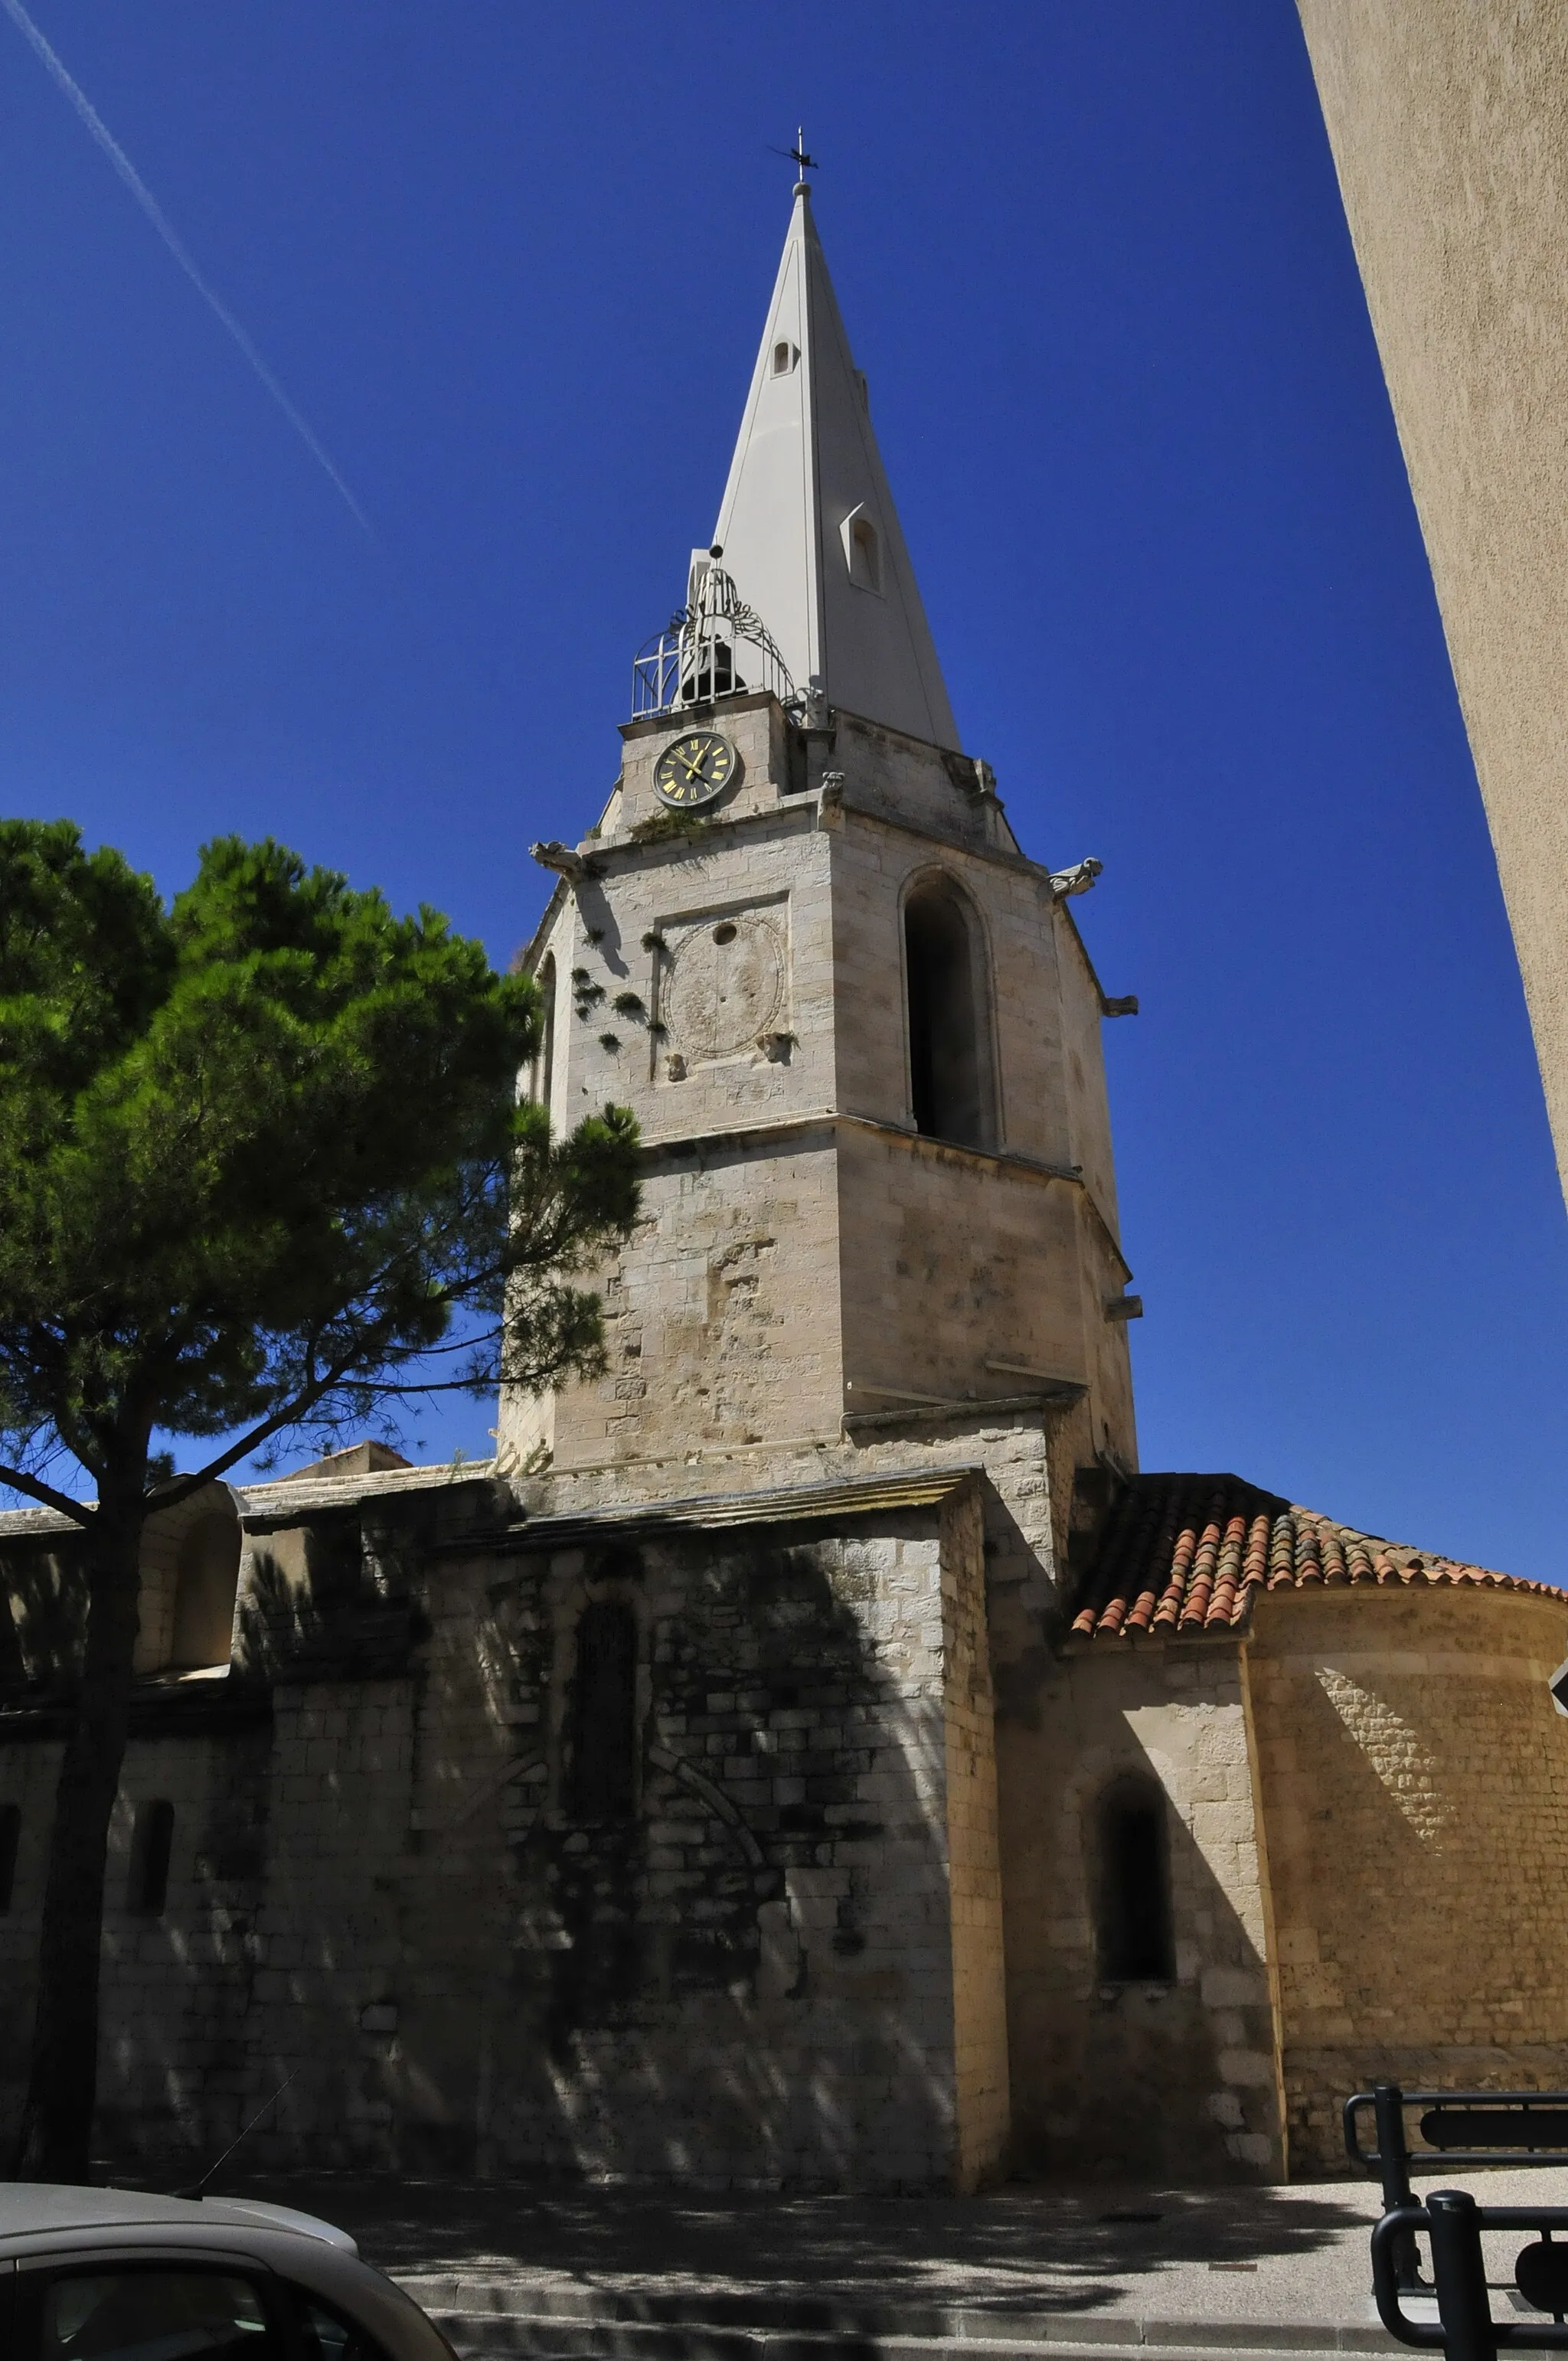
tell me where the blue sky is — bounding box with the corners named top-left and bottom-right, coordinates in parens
top-left (2, 1), bottom-right (1563, 1579)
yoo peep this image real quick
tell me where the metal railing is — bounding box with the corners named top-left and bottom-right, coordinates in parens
top-left (631, 549), bottom-right (795, 720)
top-left (1349, 2087), bottom-right (1568, 2297)
top-left (1348, 2090), bottom-right (1568, 2187)
top-left (1373, 2194), bottom-right (1568, 2361)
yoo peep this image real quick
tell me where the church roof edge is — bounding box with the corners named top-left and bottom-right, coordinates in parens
top-left (1069, 1469), bottom-right (1553, 1641)
top-left (448, 1461), bottom-right (983, 1555)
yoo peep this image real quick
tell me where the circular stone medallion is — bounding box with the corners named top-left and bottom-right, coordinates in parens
top-left (662, 913), bottom-right (786, 1063)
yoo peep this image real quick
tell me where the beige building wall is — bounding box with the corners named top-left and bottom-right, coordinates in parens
top-left (1295, 2), bottom-right (1568, 1205)
top-left (1247, 1585), bottom-right (1568, 2171)
top-left (995, 1636), bottom-right (1285, 2181)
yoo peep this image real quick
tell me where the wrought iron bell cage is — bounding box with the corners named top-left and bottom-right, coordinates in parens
top-left (632, 548), bottom-right (795, 719)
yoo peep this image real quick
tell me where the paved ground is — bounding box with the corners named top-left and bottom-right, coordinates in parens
top-left (220, 2165), bottom-right (1568, 2336)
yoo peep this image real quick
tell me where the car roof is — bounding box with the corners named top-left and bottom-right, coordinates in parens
top-left (0, 2184), bottom-right (357, 2253)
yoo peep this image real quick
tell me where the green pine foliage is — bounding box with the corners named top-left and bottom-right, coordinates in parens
top-left (0, 822), bottom-right (641, 1504)
top-left (0, 820), bottom-right (642, 2178)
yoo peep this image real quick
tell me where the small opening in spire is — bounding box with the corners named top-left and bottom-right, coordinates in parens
top-left (772, 340), bottom-right (798, 377)
top-left (841, 505), bottom-right (883, 596)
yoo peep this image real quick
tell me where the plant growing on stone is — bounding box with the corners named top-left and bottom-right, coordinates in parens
top-left (0, 821), bottom-right (641, 2180)
top-left (612, 992), bottom-right (645, 1020)
top-left (628, 808), bottom-right (708, 846)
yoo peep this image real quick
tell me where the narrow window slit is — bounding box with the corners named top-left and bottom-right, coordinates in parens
top-left (0, 1803), bottom-right (19, 1913)
top-left (569, 1599), bottom-right (638, 1823)
top-left (1096, 1775), bottom-right (1174, 1981)
top-left (128, 1798), bottom-right (175, 1916)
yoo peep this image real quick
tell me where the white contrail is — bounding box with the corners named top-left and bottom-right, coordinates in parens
top-left (1, 0), bottom-right (371, 535)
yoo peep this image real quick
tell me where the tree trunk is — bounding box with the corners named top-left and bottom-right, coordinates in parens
top-left (13, 1501), bottom-right (145, 2181)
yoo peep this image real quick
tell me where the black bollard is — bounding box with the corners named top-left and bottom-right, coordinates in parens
top-left (1427, 2190), bottom-right (1497, 2361)
top-left (1375, 2084), bottom-right (1423, 2290)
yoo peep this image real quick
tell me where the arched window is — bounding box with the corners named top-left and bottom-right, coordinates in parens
top-left (568, 1599), bottom-right (638, 1823)
top-left (903, 877), bottom-right (988, 1147)
top-left (128, 1798), bottom-right (175, 1916)
top-left (1095, 1775), bottom-right (1174, 1981)
top-left (0, 1802), bottom-right (18, 1914)
top-left (531, 955), bottom-right (557, 1112)
top-left (170, 1513), bottom-right (240, 1670)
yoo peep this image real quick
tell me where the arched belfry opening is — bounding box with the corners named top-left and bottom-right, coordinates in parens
top-left (903, 876), bottom-right (991, 1148)
top-left (531, 953), bottom-right (557, 1113)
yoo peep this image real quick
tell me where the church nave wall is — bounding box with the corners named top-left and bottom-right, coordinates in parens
top-left (995, 1636), bottom-right (1285, 2182)
top-left (1246, 1585), bottom-right (1568, 2173)
top-left (0, 1462), bottom-right (1011, 2191)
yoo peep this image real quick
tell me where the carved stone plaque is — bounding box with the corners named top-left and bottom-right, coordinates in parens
top-left (662, 909), bottom-right (787, 1064)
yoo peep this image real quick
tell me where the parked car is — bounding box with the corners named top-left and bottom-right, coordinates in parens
top-left (0, 2183), bottom-right (457, 2361)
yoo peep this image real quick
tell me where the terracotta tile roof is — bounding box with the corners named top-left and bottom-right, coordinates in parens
top-left (1068, 1472), bottom-right (1557, 1641)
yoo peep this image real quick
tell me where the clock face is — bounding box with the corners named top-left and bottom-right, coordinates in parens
top-left (653, 731), bottom-right (739, 809)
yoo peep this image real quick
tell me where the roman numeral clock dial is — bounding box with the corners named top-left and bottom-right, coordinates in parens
top-left (653, 731), bottom-right (739, 809)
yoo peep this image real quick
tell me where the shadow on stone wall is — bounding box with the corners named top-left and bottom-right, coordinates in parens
top-left (1008, 1801), bottom-right (1278, 2182)
top-left (1255, 1631), bottom-right (1568, 2173)
top-left (55, 1504), bottom-right (963, 2193)
top-left (362, 1517), bottom-right (960, 2189)
top-left (1, 1536), bottom-right (87, 1691)
top-left (994, 1625), bottom-right (1282, 2185)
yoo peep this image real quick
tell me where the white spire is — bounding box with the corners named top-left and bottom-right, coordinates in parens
top-left (711, 185), bottom-right (961, 752)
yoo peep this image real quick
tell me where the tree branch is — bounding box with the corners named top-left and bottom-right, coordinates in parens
top-left (145, 1316), bottom-right (423, 1513)
top-left (0, 1461), bottom-right (96, 1526)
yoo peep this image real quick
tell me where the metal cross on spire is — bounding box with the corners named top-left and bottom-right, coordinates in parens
top-left (769, 127), bottom-right (818, 177)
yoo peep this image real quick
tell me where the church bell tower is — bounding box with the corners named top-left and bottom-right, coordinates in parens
top-left (500, 181), bottom-right (1138, 1559)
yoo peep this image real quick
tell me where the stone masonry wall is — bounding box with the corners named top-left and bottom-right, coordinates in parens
top-left (995, 1634), bottom-right (1285, 2181)
top-left (560, 1133), bottom-right (846, 1468)
top-left (238, 1679), bottom-right (419, 2169)
top-left (410, 1503), bottom-right (972, 2188)
top-left (1246, 1585), bottom-right (1568, 2173)
top-left (93, 1719), bottom-right (275, 2163)
top-left (939, 1484), bottom-right (1010, 2186)
top-left (835, 1123), bottom-right (1091, 1416)
top-left (0, 1474), bottom-right (997, 2190)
